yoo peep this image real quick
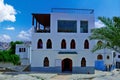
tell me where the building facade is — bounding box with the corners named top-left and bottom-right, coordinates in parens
top-left (94, 47), bottom-right (114, 71)
top-left (114, 52), bottom-right (120, 69)
top-left (31, 8), bottom-right (98, 73)
top-left (16, 42), bottom-right (31, 65)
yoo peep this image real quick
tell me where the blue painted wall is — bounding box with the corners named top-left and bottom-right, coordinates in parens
top-left (95, 60), bottom-right (105, 71)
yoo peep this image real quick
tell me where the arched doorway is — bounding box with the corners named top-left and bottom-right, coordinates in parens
top-left (62, 58), bottom-right (72, 72)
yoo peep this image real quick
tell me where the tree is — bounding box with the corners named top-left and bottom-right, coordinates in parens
top-left (89, 17), bottom-right (120, 53)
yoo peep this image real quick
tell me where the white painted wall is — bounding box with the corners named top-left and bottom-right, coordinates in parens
top-left (31, 12), bottom-right (96, 67)
top-left (115, 52), bottom-right (120, 62)
top-left (16, 44), bottom-right (31, 65)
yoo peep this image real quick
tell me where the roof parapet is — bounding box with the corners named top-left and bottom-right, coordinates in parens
top-left (51, 8), bottom-right (94, 14)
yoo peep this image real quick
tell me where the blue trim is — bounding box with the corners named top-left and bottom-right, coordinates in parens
top-left (31, 67), bottom-right (61, 73)
top-left (31, 66), bottom-right (95, 74)
top-left (58, 52), bottom-right (77, 54)
top-left (95, 60), bottom-right (105, 71)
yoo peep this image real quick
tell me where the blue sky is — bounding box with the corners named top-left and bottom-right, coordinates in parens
top-left (0, 0), bottom-right (120, 42)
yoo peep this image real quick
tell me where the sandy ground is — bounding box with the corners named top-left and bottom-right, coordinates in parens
top-left (0, 69), bottom-right (120, 80)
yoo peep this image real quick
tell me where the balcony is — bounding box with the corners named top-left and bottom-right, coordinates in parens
top-left (32, 14), bottom-right (50, 33)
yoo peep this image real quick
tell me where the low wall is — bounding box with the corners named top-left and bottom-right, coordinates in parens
top-left (0, 62), bottom-right (14, 68)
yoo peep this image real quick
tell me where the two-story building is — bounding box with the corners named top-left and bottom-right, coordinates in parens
top-left (30, 8), bottom-right (97, 74)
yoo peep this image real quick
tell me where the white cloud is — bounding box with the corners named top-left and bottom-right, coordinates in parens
top-left (18, 28), bottom-right (32, 41)
top-left (0, 0), bottom-right (16, 22)
top-left (0, 34), bottom-right (11, 42)
top-left (5, 27), bottom-right (15, 30)
top-left (95, 20), bottom-right (105, 28)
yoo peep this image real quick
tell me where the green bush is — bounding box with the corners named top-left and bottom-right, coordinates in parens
top-left (0, 41), bottom-right (22, 65)
top-left (0, 50), bottom-right (20, 65)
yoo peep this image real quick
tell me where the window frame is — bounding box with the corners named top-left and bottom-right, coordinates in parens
top-left (37, 39), bottom-right (43, 49)
top-left (84, 39), bottom-right (89, 49)
top-left (44, 57), bottom-right (49, 67)
top-left (46, 39), bottom-right (52, 49)
top-left (70, 39), bottom-right (76, 49)
top-left (61, 39), bottom-right (66, 49)
top-left (57, 20), bottom-right (77, 33)
top-left (80, 21), bottom-right (88, 33)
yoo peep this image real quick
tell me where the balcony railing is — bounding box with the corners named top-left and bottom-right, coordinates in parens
top-left (34, 27), bottom-right (50, 33)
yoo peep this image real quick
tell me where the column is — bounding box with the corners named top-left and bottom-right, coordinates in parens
top-left (32, 16), bottom-right (34, 26)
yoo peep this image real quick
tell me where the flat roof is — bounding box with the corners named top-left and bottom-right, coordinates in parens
top-left (32, 14), bottom-right (50, 27)
top-left (51, 8), bottom-right (94, 14)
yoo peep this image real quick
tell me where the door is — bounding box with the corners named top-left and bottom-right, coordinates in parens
top-left (62, 58), bottom-right (72, 72)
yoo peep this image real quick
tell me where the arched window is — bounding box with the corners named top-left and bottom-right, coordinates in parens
top-left (61, 39), bottom-right (66, 49)
top-left (97, 41), bottom-right (103, 46)
top-left (37, 39), bottom-right (43, 49)
top-left (44, 57), bottom-right (49, 67)
top-left (97, 54), bottom-right (103, 60)
top-left (46, 39), bottom-right (52, 49)
top-left (70, 39), bottom-right (76, 49)
top-left (81, 57), bottom-right (86, 67)
top-left (84, 39), bottom-right (89, 49)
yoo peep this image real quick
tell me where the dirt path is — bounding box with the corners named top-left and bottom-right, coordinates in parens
top-left (50, 74), bottom-right (72, 80)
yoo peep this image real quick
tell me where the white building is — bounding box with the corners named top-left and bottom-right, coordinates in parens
top-left (114, 52), bottom-right (120, 69)
top-left (94, 46), bottom-right (114, 71)
top-left (16, 43), bottom-right (31, 65)
top-left (31, 8), bottom-right (96, 74)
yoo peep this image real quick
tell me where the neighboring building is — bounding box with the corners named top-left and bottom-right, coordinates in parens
top-left (15, 42), bottom-right (31, 65)
top-left (31, 8), bottom-right (96, 74)
top-left (114, 52), bottom-right (120, 69)
top-left (94, 46), bottom-right (114, 71)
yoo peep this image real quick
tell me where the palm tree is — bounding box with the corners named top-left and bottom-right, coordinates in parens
top-left (89, 17), bottom-right (120, 53)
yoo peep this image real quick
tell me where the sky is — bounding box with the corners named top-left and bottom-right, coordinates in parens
top-left (0, 0), bottom-right (120, 42)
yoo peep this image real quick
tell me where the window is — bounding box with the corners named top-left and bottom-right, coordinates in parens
top-left (46, 39), bottom-right (52, 49)
top-left (97, 54), bottom-right (103, 60)
top-left (107, 55), bottom-right (110, 59)
top-left (80, 21), bottom-right (88, 33)
top-left (113, 52), bottom-right (116, 58)
top-left (58, 20), bottom-right (77, 33)
top-left (118, 55), bottom-right (120, 58)
top-left (19, 48), bottom-right (26, 52)
top-left (61, 39), bottom-right (66, 49)
top-left (81, 57), bottom-right (86, 67)
top-left (23, 48), bottom-right (26, 52)
top-left (97, 41), bottom-right (103, 46)
top-left (70, 39), bottom-right (76, 49)
top-left (38, 39), bottom-right (43, 49)
top-left (44, 57), bottom-right (49, 67)
top-left (84, 39), bottom-right (89, 49)
top-left (19, 48), bottom-right (22, 52)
